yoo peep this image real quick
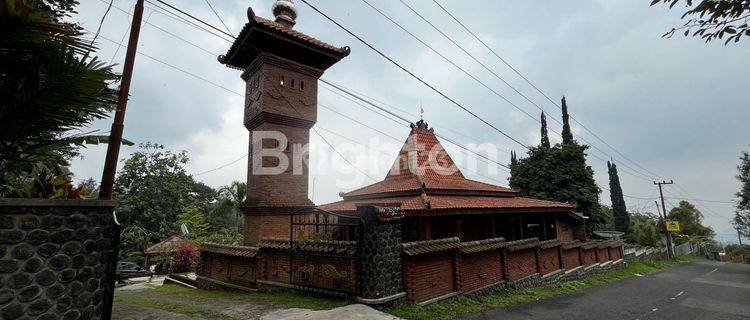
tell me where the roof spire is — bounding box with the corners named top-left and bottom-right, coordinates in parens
top-left (411, 119), bottom-right (431, 132)
top-left (419, 102), bottom-right (424, 121)
top-left (272, 0), bottom-right (297, 28)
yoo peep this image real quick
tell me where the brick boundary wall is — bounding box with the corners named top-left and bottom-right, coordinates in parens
top-left (198, 241), bottom-right (358, 294)
top-left (401, 238), bottom-right (625, 303)
top-left (0, 199), bottom-right (118, 320)
top-left (197, 233), bottom-right (630, 306)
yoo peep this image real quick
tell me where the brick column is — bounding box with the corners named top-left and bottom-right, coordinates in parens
top-left (356, 205), bottom-right (405, 302)
top-left (500, 249), bottom-right (510, 281)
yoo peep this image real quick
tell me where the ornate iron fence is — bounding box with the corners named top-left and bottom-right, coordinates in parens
top-left (288, 208), bottom-right (362, 295)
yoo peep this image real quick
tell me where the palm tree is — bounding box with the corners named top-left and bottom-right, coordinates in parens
top-left (217, 181), bottom-right (247, 233)
top-left (0, 0), bottom-right (124, 195)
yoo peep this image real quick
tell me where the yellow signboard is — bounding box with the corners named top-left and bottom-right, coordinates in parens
top-left (665, 220), bottom-right (681, 232)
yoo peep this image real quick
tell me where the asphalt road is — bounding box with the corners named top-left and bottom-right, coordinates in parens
top-left (465, 260), bottom-right (750, 320)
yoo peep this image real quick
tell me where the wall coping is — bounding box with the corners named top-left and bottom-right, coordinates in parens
top-left (0, 198), bottom-right (115, 207)
top-left (459, 237), bottom-right (507, 254)
top-left (607, 241), bottom-right (624, 248)
top-left (402, 237), bottom-right (461, 256)
top-left (200, 243), bottom-right (259, 258)
top-left (539, 239), bottom-right (561, 249)
top-left (505, 238), bottom-right (540, 252)
top-left (561, 241), bottom-right (583, 250)
top-left (581, 241), bottom-right (601, 250)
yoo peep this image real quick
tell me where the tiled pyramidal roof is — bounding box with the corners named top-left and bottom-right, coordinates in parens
top-left (319, 121), bottom-right (576, 215)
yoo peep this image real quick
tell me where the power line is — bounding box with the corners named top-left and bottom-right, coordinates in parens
top-left (298, 0), bottom-right (529, 150)
top-left (85, 0), bottom-right (114, 61)
top-left (142, 0), bottom-right (234, 42)
top-left (97, 0), bottom-right (225, 57)
top-left (98, 26), bottom-right (511, 176)
top-left (320, 79), bottom-right (512, 169)
top-left (431, 0), bottom-right (666, 182)
top-left (359, 0), bottom-right (540, 127)
top-left (193, 153), bottom-right (247, 176)
top-left (152, 0), bottom-right (234, 39)
top-left (99, 0), bottom-right (728, 210)
top-left (204, 0), bottom-right (234, 37)
top-left (115, 0), bottom-right (655, 184)
top-left (96, 2), bottom-right (651, 195)
top-left (328, 0), bottom-right (655, 183)
top-left (96, 34), bottom-right (242, 96)
top-left (394, 0), bottom-right (550, 121)
top-left (320, 102), bottom-right (511, 172)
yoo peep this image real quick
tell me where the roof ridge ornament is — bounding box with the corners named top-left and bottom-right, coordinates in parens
top-left (272, 0), bottom-right (297, 28)
top-left (410, 119), bottom-right (432, 132)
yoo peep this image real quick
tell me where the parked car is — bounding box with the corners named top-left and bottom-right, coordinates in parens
top-left (116, 262), bottom-right (152, 280)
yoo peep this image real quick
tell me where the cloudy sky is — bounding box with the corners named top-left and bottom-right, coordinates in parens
top-left (70, 0), bottom-right (749, 243)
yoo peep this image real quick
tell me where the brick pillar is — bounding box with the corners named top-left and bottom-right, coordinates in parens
top-left (500, 249), bottom-right (510, 281)
top-left (578, 247), bottom-right (584, 266)
top-left (356, 205), bottom-right (405, 301)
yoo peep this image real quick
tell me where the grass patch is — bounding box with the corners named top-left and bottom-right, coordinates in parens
top-left (154, 284), bottom-right (349, 310)
top-left (115, 295), bottom-right (238, 320)
top-left (388, 255), bottom-right (702, 320)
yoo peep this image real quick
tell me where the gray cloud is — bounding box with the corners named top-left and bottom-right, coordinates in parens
top-left (71, 0), bottom-right (749, 243)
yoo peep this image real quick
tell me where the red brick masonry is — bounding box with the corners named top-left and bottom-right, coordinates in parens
top-left (401, 238), bottom-right (623, 303)
top-left (199, 239), bottom-right (623, 304)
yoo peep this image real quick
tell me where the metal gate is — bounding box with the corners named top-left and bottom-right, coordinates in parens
top-left (288, 208), bottom-right (362, 295)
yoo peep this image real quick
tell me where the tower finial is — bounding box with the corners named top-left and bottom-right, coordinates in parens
top-left (419, 102), bottom-right (424, 121)
top-left (272, 0), bottom-right (297, 28)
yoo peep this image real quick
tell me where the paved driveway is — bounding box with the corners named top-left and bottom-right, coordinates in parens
top-left (464, 260), bottom-right (750, 320)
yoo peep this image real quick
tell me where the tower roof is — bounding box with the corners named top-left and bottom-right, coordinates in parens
top-left (319, 120), bottom-right (577, 216)
top-left (219, 5), bottom-right (350, 71)
top-left (339, 120), bottom-right (517, 200)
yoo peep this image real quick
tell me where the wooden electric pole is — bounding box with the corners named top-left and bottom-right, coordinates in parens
top-left (654, 180), bottom-right (675, 259)
top-left (99, 0), bottom-right (145, 199)
top-left (99, 1), bottom-right (144, 319)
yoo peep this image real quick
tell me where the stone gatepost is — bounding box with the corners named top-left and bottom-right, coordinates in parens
top-left (354, 205), bottom-right (407, 306)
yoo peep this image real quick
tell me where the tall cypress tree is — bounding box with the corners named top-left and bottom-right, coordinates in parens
top-left (608, 161), bottom-right (630, 233)
top-left (510, 98), bottom-right (603, 235)
top-left (561, 96), bottom-right (574, 144)
top-left (540, 112), bottom-right (550, 149)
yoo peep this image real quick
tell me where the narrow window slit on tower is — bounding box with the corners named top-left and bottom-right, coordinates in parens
top-left (300, 81), bottom-right (304, 90)
top-left (291, 78), bottom-right (295, 88)
top-left (280, 75), bottom-right (285, 86)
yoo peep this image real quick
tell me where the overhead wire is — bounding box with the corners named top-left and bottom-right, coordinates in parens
top-left (298, 0), bottom-right (530, 150)
top-left (204, 0), bottom-right (234, 37)
top-left (389, 0), bottom-right (656, 182)
top-left (430, 0), bottom-right (667, 182)
top-left (96, 0), bottom-right (731, 212)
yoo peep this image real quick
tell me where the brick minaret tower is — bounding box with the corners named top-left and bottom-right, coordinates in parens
top-left (219, 0), bottom-right (349, 245)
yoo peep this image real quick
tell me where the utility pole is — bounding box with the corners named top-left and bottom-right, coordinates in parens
top-left (99, 0), bottom-right (145, 199)
top-left (654, 180), bottom-right (675, 259)
top-left (99, 1), bottom-right (144, 319)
